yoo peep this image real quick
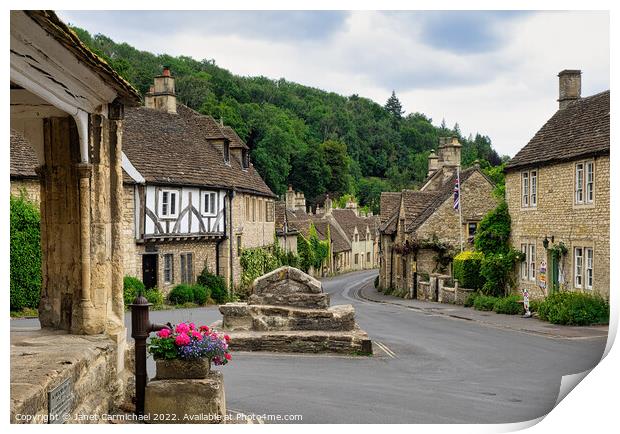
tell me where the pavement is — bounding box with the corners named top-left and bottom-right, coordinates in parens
top-left (357, 280), bottom-right (609, 340)
top-left (10, 269), bottom-right (609, 423)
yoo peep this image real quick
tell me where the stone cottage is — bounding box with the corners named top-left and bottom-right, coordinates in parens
top-left (378, 137), bottom-right (497, 297)
top-left (505, 70), bottom-right (609, 299)
top-left (121, 69), bottom-right (277, 293)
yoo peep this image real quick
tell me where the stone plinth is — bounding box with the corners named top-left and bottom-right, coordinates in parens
top-left (144, 372), bottom-right (226, 424)
top-left (218, 266), bottom-right (371, 355)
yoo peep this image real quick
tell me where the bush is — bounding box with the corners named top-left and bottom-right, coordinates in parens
top-left (493, 295), bottom-right (524, 315)
top-left (123, 276), bottom-right (146, 306)
top-left (145, 288), bottom-right (164, 307)
top-left (10, 195), bottom-right (42, 311)
top-left (473, 295), bottom-right (498, 311)
top-left (464, 292), bottom-right (479, 308)
top-left (529, 298), bottom-right (541, 313)
top-left (474, 201), bottom-right (511, 254)
top-left (480, 250), bottom-right (521, 297)
top-left (168, 284), bottom-right (195, 305)
top-left (538, 291), bottom-right (609, 325)
top-left (192, 284), bottom-right (209, 305)
top-left (452, 251), bottom-right (485, 289)
top-left (197, 268), bottom-right (228, 304)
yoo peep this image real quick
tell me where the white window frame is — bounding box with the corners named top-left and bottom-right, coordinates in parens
top-left (521, 172), bottom-right (529, 207)
top-left (585, 247), bottom-right (593, 290)
top-left (521, 244), bottom-right (528, 280)
top-left (575, 163), bottom-right (584, 204)
top-left (530, 170), bottom-right (537, 207)
top-left (529, 244), bottom-right (536, 281)
top-left (574, 247), bottom-right (583, 288)
top-left (163, 253), bottom-right (173, 284)
top-left (201, 191), bottom-right (217, 217)
top-left (159, 189), bottom-right (179, 218)
top-left (585, 161), bottom-right (594, 204)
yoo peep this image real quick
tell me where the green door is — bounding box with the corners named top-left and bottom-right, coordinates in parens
top-left (550, 254), bottom-right (560, 293)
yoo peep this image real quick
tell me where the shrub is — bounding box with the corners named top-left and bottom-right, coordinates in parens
top-left (192, 284), bottom-right (209, 305)
top-left (473, 295), bottom-right (498, 311)
top-left (239, 246), bottom-right (280, 288)
top-left (10, 195), bottom-right (42, 311)
top-left (474, 201), bottom-right (511, 254)
top-left (145, 288), bottom-right (164, 307)
top-left (529, 298), bottom-right (541, 313)
top-left (480, 250), bottom-right (521, 297)
top-left (464, 292), bottom-right (479, 308)
top-left (493, 295), bottom-right (524, 315)
top-left (123, 276), bottom-right (146, 306)
top-left (537, 291), bottom-right (609, 326)
top-left (197, 268), bottom-right (228, 304)
top-left (168, 284), bottom-right (195, 305)
top-left (452, 251), bottom-right (485, 289)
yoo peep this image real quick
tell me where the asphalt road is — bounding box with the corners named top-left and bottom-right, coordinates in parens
top-left (12, 270), bottom-right (607, 423)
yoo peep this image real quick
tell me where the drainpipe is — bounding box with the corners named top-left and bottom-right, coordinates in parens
top-left (215, 239), bottom-right (222, 276)
top-left (228, 190), bottom-right (235, 295)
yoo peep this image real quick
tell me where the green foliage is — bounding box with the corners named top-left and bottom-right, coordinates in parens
top-left (473, 295), bottom-right (498, 311)
top-left (191, 285), bottom-right (209, 305)
top-left (538, 292), bottom-right (609, 325)
top-left (72, 26), bottom-right (504, 208)
top-left (474, 201), bottom-right (512, 254)
top-left (147, 335), bottom-right (178, 360)
top-left (239, 246), bottom-right (281, 288)
top-left (493, 295), bottom-right (525, 315)
top-left (145, 288), bottom-right (165, 307)
top-left (464, 292), bottom-right (479, 308)
top-left (482, 162), bottom-right (507, 199)
top-left (10, 195), bottom-right (42, 311)
top-left (529, 298), bottom-right (541, 313)
top-left (168, 284), bottom-right (195, 305)
top-left (297, 224), bottom-right (330, 273)
top-left (452, 251), bottom-right (485, 290)
top-left (480, 250), bottom-right (521, 297)
top-left (197, 268), bottom-right (228, 304)
top-left (123, 276), bottom-right (146, 306)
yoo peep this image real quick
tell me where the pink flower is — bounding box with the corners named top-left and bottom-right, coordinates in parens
top-left (175, 332), bottom-right (190, 346)
top-left (199, 325), bottom-right (210, 333)
top-left (192, 331), bottom-right (202, 340)
top-left (175, 323), bottom-right (190, 334)
top-left (224, 334), bottom-right (230, 342)
top-left (225, 353), bottom-right (232, 361)
top-left (189, 322), bottom-right (196, 330)
top-left (157, 328), bottom-right (171, 338)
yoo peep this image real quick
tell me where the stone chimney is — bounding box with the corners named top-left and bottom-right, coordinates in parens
top-left (345, 197), bottom-right (358, 216)
top-left (427, 151), bottom-right (439, 178)
top-left (438, 136), bottom-right (461, 168)
top-left (324, 194), bottom-right (333, 216)
top-left (558, 69), bottom-right (581, 110)
top-left (144, 66), bottom-right (177, 114)
top-left (285, 186), bottom-right (306, 212)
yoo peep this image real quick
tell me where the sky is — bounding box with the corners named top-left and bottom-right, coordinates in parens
top-left (57, 10), bottom-right (609, 157)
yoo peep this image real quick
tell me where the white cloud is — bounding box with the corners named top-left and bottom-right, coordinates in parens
top-left (58, 10), bottom-right (609, 157)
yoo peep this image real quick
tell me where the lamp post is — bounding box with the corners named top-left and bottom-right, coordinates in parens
top-left (130, 294), bottom-right (170, 416)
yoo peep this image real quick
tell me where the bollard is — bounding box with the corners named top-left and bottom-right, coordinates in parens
top-left (130, 294), bottom-right (170, 416)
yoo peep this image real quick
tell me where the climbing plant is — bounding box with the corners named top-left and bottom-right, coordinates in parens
top-left (297, 224), bottom-right (330, 273)
top-left (10, 194), bottom-right (42, 311)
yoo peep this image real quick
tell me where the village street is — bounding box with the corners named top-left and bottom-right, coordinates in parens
top-left (11, 270), bottom-right (607, 423)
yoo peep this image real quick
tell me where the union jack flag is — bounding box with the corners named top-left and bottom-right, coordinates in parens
top-left (453, 177), bottom-right (460, 210)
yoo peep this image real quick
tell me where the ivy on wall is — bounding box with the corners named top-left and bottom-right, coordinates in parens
top-left (297, 224), bottom-right (330, 273)
top-left (240, 237), bottom-right (301, 289)
top-left (10, 194), bottom-right (42, 311)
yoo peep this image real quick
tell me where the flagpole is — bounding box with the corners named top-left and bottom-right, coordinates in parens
top-left (457, 165), bottom-right (464, 252)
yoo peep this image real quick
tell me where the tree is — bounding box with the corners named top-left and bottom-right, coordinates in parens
top-left (288, 144), bottom-right (330, 204)
top-left (320, 139), bottom-right (352, 196)
top-left (385, 90), bottom-right (404, 127)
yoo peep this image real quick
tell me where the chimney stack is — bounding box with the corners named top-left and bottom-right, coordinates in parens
top-left (558, 69), bottom-right (581, 110)
top-left (144, 66), bottom-right (177, 114)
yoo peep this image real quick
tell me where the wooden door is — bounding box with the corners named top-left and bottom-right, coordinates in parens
top-left (142, 254), bottom-right (158, 290)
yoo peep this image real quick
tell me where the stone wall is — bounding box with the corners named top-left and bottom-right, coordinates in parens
top-left (506, 156), bottom-right (610, 299)
top-left (10, 178), bottom-right (40, 205)
top-left (122, 184), bottom-right (138, 280)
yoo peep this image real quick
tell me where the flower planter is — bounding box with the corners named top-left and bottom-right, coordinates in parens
top-left (154, 358), bottom-right (211, 380)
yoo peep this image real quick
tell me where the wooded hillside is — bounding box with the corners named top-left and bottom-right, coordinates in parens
top-left (73, 28), bottom-right (505, 213)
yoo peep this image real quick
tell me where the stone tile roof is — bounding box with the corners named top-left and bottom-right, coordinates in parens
top-left (222, 126), bottom-right (249, 149)
top-left (10, 130), bottom-right (38, 178)
top-left (380, 192), bottom-right (401, 225)
top-left (274, 201), bottom-right (300, 235)
top-left (331, 209), bottom-right (371, 241)
top-left (506, 91), bottom-right (610, 170)
top-left (314, 220), bottom-right (350, 253)
top-left (123, 104), bottom-right (275, 197)
top-left (24, 11), bottom-right (141, 105)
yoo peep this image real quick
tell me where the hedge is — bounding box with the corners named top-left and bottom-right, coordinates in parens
top-left (168, 284), bottom-right (195, 305)
top-left (537, 291), bottom-right (609, 325)
top-left (452, 251), bottom-right (485, 289)
top-left (473, 295), bottom-right (498, 311)
top-left (10, 195), bottom-right (42, 311)
top-left (197, 268), bottom-right (228, 304)
top-left (493, 294), bottom-right (524, 315)
top-left (123, 276), bottom-right (146, 305)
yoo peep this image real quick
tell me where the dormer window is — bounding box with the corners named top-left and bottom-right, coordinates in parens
top-left (242, 149), bottom-right (250, 169)
top-left (159, 189), bottom-right (179, 218)
top-left (224, 142), bottom-right (230, 164)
